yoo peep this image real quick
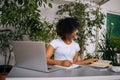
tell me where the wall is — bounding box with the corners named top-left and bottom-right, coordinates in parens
top-left (101, 0), bottom-right (120, 14)
top-left (40, 3), bottom-right (59, 23)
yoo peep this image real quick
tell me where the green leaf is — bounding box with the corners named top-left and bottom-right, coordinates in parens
top-left (43, 0), bottom-right (47, 4)
top-left (38, 0), bottom-right (42, 6)
top-left (48, 3), bottom-right (52, 8)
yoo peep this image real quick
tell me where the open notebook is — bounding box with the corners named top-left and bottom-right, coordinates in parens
top-left (55, 64), bottom-right (81, 69)
top-left (89, 60), bottom-right (112, 68)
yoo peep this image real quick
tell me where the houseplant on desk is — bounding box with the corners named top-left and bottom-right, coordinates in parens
top-left (98, 26), bottom-right (120, 66)
top-left (111, 22), bottom-right (120, 66)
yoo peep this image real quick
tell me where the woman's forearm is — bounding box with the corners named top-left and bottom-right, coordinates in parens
top-left (47, 58), bottom-right (62, 65)
top-left (74, 58), bottom-right (98, 65)
top-left (74, 60), bottom-right (89, 65)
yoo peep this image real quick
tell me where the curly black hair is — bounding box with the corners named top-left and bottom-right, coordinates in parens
top-left (56, 17), bottom-right (79, 39)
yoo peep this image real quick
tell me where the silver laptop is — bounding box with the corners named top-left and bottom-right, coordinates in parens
top-left (12, 41), bottom-right (60, 72)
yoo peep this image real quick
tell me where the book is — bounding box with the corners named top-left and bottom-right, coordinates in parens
top-left (89, 60), bottom-right (112, 68)
top-left (55, 64), bottom-right (81, 69)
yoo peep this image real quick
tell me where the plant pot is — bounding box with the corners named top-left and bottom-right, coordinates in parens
top-left (0, 65), bottom-right (13, 75)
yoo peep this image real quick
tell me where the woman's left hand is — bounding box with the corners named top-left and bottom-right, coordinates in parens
top-left (84, 58), bottom-right (98, 64)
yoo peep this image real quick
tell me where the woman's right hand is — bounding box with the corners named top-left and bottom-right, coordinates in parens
top-left (60, 60), bottom-right (72, 67)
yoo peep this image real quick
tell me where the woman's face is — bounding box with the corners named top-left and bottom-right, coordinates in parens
top-left (66, 30), bottom-right (78, 39)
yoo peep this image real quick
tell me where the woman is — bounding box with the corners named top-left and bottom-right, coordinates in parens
top-left (46, 17), bottom-right (98, 67)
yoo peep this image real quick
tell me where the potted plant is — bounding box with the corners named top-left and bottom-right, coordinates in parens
top-left (0, 0), bottom-right (53, 75)
top-left (0, 29), bottom-right (13, 74)
top-left (98, 26), bottom-right (120, 66)
top-left (112, 33), bottom-right (120, 63)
